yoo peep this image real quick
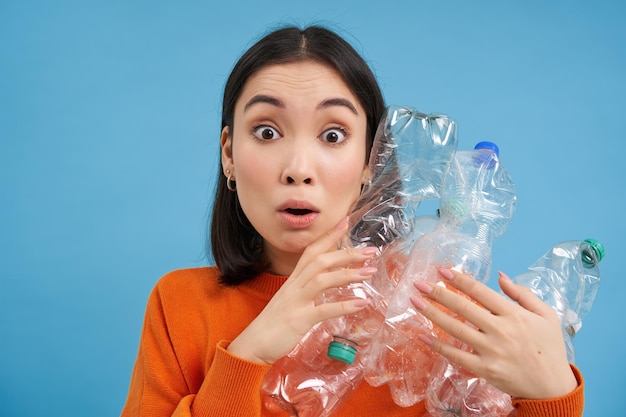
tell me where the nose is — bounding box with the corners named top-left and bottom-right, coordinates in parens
top-left (280, 141), bottom-right (315, 186)
top-left (286, 175), bottom-right (312, 185)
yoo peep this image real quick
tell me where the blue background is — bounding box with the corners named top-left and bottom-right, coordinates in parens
top-left (1, 1), bottom-right (624, 416)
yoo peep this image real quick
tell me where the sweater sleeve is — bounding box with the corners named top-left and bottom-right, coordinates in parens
top-left (121, 284), bottom-right (275, 417)
top-left (188, 340), bottom-right (275, 416)
top-left (514, 364), bottom-right (584, 417)
top-left (121, 284), bottom-right (193, 417)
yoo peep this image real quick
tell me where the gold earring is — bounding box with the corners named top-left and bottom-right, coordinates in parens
top-left (225, 170), bottom-right (236, 192)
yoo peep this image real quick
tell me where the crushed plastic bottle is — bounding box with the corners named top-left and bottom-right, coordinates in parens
top-left (425, 238), bottom-right (605, 416)
top-left (261, 105), bottom-right (458, 417)
top-left (508, 238), bottom-right (604, 363)
top-left (365, 142), bottom-right (517, 407)
top-left (426, 358), bottom-right (515, 417)
top-left (425, 357), bottom-right (515, 417)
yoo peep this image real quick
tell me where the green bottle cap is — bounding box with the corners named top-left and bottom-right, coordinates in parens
top-left (327, 340), bottom-right (357, 364)
top-left (582, 238), bottom-right (605, 266)
top-left (441, 200), bottom-right (467, 221)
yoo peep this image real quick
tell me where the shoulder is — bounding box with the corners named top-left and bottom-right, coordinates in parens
top-left (156, 266), bottom-right (220, 288)
top-left (146, 266), bottom-right (277, 316)
top-left (150, 266), bottom-right (223, 305)
top-left (142, 266), bottom-right (233, 326)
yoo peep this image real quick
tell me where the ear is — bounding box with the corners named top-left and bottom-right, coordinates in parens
top-left (221, 126), bottom-right (234, 177)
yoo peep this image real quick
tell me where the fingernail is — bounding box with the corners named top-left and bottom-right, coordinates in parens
top-left (352, 298), bottom-right (369, 308)
top-left (498, 271), bottom-right (511, 282)
top-left (417, 333), bottom-right (433, 346)
top-left (335, 216), bottom-right (349, 230)
top-left (358, 267), bottom-right (378, 276)
top-left (411, 295), bottom-right (428, 311)
top-left (439, 268), bottom-right (454, 280)
top-left (360, 247), bottom-right (378, 256)
top-left (414, 281), bottom-right (432, 294)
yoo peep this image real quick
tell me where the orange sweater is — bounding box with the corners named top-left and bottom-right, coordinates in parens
top-left (121, 266), bottom-right (584, 417)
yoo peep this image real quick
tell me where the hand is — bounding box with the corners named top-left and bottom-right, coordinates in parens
top-left (411, 268), bottom-right (578, 399)
top-left (227, 217), bottom-right (377, 364)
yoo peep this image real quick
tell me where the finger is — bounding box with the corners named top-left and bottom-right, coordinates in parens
top-left (294, 217), bottom-right (378, 275)
top-left (296, 245), bottom-right (378, 292)
top-left (307, 266), bottom-right (378, 296)
top-left (437, 268), bottom-right (513, 316)
top-left (315, 298), bottom-right (370, 322)
top-left (291, 216), bottom-right (351, 276)
top-left (410, 291), bottom-right (483, 348)
top-left (414, 278), bottom-right (494, 334)
top-left (498, 271), bottom-right (555, 318)
top-left (417, 332), bottom-right (482, 375)
top-left (310, 245), bottom-right (379, 274)
top-left (304, 216), bottom-right (351, 256)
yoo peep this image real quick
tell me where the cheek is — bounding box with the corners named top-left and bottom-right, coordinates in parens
top-left (235, 168), bottom-right (274, 220)
top-left (230, 146), bottom-right (274, 217)
top-left (232, 140), bottom-right (272, 186)
top-left (323, 158), bottom-right (366, 201)
top-left (237, 159), bottom-right (267, 187)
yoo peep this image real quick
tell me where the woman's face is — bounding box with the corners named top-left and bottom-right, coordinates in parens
top-left (221, 61), bottom-right (368, 275)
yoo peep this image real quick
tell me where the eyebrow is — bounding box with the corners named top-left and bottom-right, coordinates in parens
top-left (317, 98), bottom-right (359, 115)
top-left (244, 95), bottom-right (285, 111)
top-left (243, 94), bottom-right (359, 115)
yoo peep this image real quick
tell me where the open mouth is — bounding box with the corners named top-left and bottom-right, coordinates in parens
top-left (285, 208), bottom-right (314, 216)
top-left (279, 202), bottom-right (319, 228)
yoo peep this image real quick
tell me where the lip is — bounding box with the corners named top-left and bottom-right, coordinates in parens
top-left (278, 199), bottom-right (320, 229)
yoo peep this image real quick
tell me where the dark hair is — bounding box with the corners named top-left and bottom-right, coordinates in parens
top-left (210, 25), bottom-right (386, 285)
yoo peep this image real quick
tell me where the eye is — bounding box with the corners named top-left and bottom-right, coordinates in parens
top-left (252, 125), bottom-right (281, 141)
top-left (321, 127), bottom-right (348, 144)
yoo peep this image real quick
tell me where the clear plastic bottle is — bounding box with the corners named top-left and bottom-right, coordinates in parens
top-left (507, 238), bottom-right (604, 363)
top-left (425, 238), bottom-right (605, 416)
top-left (261, 105), bottom-right (458, 417)
top-left (425, 357), bottom-right (515, 417)
top-left (426, 358), bottom-right (514, 417)
top-left (365, 142), bottom-right (517, 407)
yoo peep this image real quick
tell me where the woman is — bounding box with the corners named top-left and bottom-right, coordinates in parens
top-left (121, 25), bottom-right (583, 417)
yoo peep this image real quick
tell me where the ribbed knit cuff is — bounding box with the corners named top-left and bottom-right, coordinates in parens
top-left (191, 340), bottom-right (273, 417)
top-left (512, 364), bottom-right (584, 417)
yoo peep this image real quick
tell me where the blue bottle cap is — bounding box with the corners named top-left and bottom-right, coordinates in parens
top-left (474, 141), bottom-right (499, 156)
top-left (327, 340), bottom-right (357, 364)
top-left (472, 141), bottom-right (499, 168)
